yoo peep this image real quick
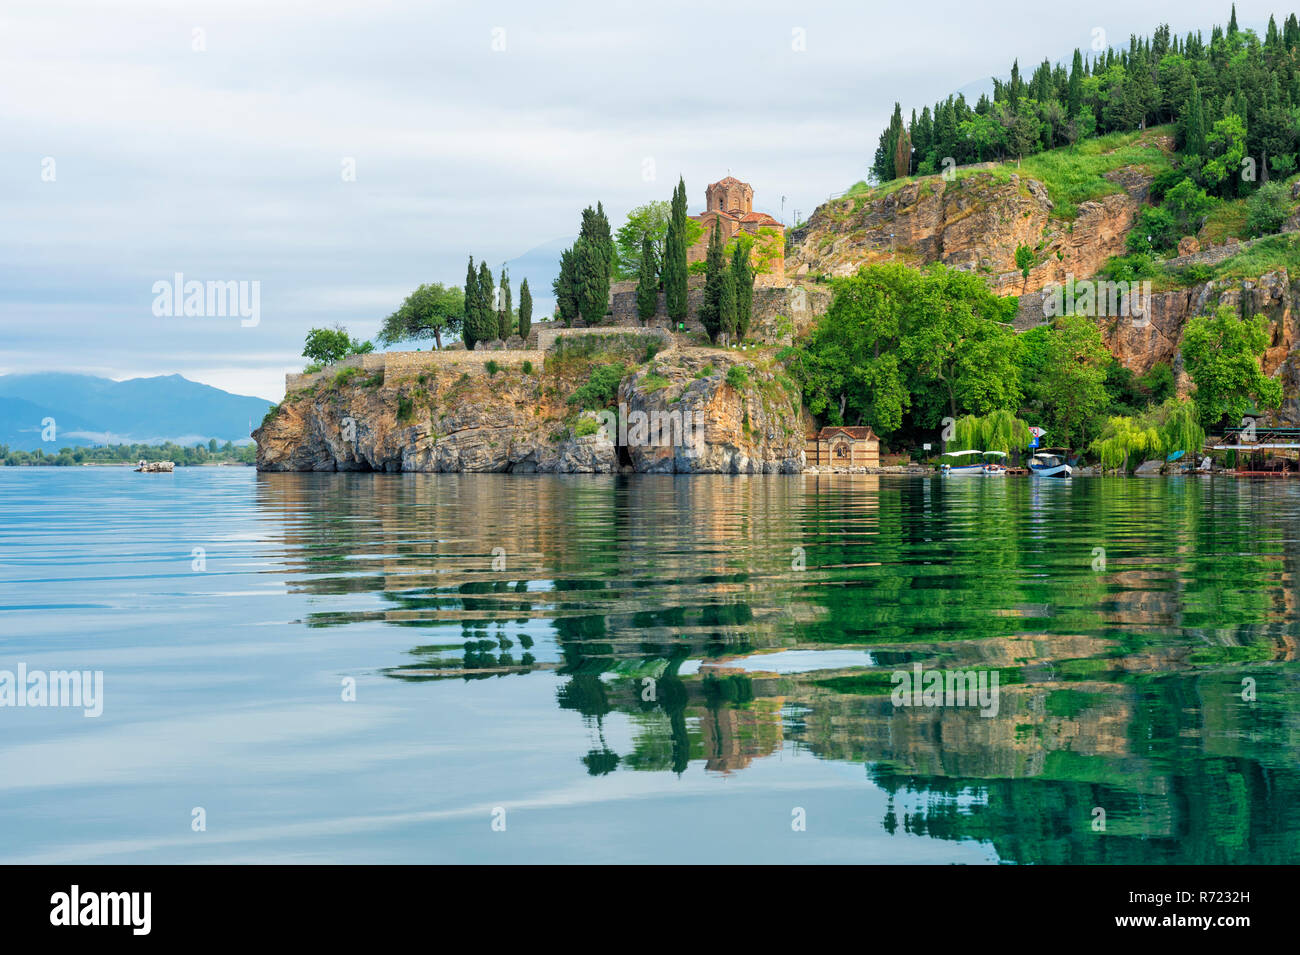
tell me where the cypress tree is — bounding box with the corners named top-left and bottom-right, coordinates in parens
top-left (893, 125), bottom-right (912, 178)
top-left (730, 242), bottom-right (753, 340)
top-left (498, 268), bottom-right (512, 340)
top-left (1183, 79), bottom-right (1207, 156)
top-left (575, 236), bottom-right (607, 325)
top-left (552, 246), bottom-right (578, 326)
top-left (463, 256), bottom-right (481, 350)
top-left (477, 261), bottom-right (494, 343)
top-left (635, 233), bottom-right (658, 323)
top-left (1067, 50), bottom-right (1084, 117)
top-left (699, 219), bottom-right (729, 342)
top-left (518, 278), bottom-right (532, 341)
top-left (664, 177), bottom-right (688, 325)
top-left (575, 204), bottom-right (613, 325)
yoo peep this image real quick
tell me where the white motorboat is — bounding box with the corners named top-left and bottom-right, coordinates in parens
top-left (1027, 451), bottom-right (1072, 478)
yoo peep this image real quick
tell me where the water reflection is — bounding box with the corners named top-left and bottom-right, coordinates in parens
top-left (256, 472), bottom-right (1300, 863)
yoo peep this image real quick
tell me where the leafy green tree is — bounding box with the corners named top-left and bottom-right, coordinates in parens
top-left (1203, 114), bottom-right (1248, 197)
top-left (377, 282), bottom-right (464, 350)
top-left (951, 410), bottom-right (1031, 453)
top-left (517, 278), bottom-right (532, 341)
top-left (790, 264), bottom-right (921, 431)
top-left (900, 266), bottom-right (1022, 422)
top-left (615, 201), bottom-right (670, 279)
top-left (1182, 305), bottom-right (1283, 426)
top-left (1162, 178), bottom-right (1212, 235)
top-left (303, 325), bottom-right (371, 365)
top-left (1014, 243), bottom-right (1034, 288)
top-left (1245, 180), bottom-right (1289, 237)
top-left (1031, 316), bottom-right (1111, 450)
top-left (1092, 415), bottom-right (1161, 472)
top-left (635, 234), bottom-right (658, 323)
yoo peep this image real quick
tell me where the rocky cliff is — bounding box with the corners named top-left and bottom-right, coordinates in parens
top-left (788, 166), bottom-right (1149, 296)
top-left (254, 342), bottom-right (807, 474)
top-left (1012, 269), bottom-right (1300, 421)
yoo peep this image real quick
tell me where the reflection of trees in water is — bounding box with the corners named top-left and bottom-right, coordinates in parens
top-left (258, 472), bottom-right (1300, 860)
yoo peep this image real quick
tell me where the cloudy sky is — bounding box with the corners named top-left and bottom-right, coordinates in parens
top-left (1, 0), bottom-right (1251, 400)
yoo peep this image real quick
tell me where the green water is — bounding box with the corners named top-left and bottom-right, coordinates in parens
top-left (1, 469), bottom-right (1297, 863)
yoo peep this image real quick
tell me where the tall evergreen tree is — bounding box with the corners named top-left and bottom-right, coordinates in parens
top-left (664, 177), bottom-right (688, 325)
top-left (893, 125), bottom-right (912, 178)
top-left (699, 219), bottom-right (735, 343)
top-left (552, 246), bottom-right (579, 326)
top-left (477, 260), bottom-right (494, 343)
top-left (1067, 49), bottom-right (1084, 117)
top-left (463, 256), bottom-right (483, 350)
top-left (517, 278), bottom-right (532, 341)
top-left (730, 241), bottom-right (753, 340)
top-left (575, 236), bottom-right (606, 325)
top-left (636, 234), bottom-right (658, 323)
top-left (498, 268), bottom-right (512, 340)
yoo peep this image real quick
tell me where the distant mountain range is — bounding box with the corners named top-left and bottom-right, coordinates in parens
top-left (0, 373), bottom-right (274, 451)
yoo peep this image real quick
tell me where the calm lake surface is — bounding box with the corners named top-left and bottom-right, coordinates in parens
top-left (1, 467), bottom-right (1298, 863)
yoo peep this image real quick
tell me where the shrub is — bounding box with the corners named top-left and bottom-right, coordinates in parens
top-left (642, 371), bottom-right (671, 391)
top-left (574, 416), bottom-right (599, 437)
top-left (521, 360), bottom-right (534, 375)
top-left (333, 366), bottom-right (362, 387)
top-left (1245, 181), bottom-right (1289, 237)
top-left (725, 365), bottom-right (750, 390)
top-left (396, 395), bottom-right (414, 422)
top-left (568, 362), bottom-right (626, 410)
top-left (1100, 253), bottom-right (1159, 283)
top-left (485, 359), bottom-right (501, 376)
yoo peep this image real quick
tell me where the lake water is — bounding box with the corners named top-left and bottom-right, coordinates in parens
top-left (1, 467), bottom-right (1298, 863)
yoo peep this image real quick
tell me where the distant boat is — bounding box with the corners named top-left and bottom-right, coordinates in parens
top-left (942, 450), bottom-right (1008, 476)
top-left (1027, 450), bottom-right (1071, 478)
top-left (135, 460), bottom-right (174, 473)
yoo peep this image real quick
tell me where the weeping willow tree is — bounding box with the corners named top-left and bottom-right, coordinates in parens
top-left (1153, 398), bottom-right (1205, 457)
top-left (1092, 416), bottom-right (1161, 472)
top-left (1093, 399), bottom-right (1206, 472)
top-left (951, 410), bottom-right (1032, 453)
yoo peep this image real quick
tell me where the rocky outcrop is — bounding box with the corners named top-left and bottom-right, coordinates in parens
top-left (788, 165), bottom-right (1152, 297)
top-left (254, 347), bottom-right (808, 473)
top-left (619, 353), bottom-right (806, 474)
top-left (1015, 270), bottom-right (1300, 423)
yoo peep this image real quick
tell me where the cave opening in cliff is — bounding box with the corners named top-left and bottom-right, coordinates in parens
top-left (616, 441), bottom-right (633, 468)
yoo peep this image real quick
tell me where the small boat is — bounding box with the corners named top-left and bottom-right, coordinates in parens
top-left (135, 460), bottom-right (175, 473)
top-left (1027, 450), bottom-right (1071, 478)
top-left (941, 449), bottom-right (985, 475)
top-left (942, 450), bottom-right (1009, 476)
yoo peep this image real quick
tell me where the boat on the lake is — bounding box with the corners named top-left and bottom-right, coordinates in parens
top-left (1027, 449), bottom-right (1072, 478)
top-left (942, 450), bottom-right (1008, 476)
top-left (135, 460), bottom-right (174, 473)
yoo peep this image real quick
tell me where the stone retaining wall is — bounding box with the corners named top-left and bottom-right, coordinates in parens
top-left (286, 349), bottom-right (538, 391)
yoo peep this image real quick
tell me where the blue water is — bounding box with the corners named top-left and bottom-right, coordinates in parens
top-left (1, 467), bottom-right (1297, 863)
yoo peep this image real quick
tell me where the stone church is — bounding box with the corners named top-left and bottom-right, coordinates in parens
top-left (688, 176), bottom-right (785, 280)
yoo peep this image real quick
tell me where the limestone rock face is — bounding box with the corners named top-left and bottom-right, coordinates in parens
top-left (255, 350), bottom-right (808, 473)
top-left (619, 353), bottom-right (806, 474)
top-left (788, 165), bottom-right (1152, 297)
top-left (1014, 270), bottom-right (1300, 423)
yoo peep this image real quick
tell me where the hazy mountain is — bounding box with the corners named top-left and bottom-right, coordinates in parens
top-left (0, 373), bottom-right (274, 451)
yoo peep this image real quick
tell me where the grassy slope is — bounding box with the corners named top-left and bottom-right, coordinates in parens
top-left (843, 126), bottom-right (1175, 221)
